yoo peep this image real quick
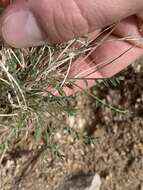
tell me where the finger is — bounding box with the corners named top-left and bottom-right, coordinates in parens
top-left (113, 15), bottom-right (143, 47)
top-left (1, 0), bottom-right (143, 47)
top-left (0, 0), bottom-right (10, 8)
top-left (1, 1), bottom-right (47, 47)
top-left (63, 36), bottom-right (143, 95)
top-left (137, 11), bottom-right (143, 34)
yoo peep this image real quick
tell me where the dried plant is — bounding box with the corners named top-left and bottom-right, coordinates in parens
top-left (0, 23), bottom-right (137, 160)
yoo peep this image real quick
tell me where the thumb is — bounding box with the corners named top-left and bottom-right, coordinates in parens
top-left (1, 1), bottom-right (46, 47)
top-left (1, 0), bottom-right (143, 48)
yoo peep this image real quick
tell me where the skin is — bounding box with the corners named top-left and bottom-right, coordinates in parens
top-left (1, 0), bottom-right (143, 95)
top-left (0, 0), bottom-right (10, 8)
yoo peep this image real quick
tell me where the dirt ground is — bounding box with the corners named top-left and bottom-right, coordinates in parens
top-left (0, 58), bottom-right (143, 190)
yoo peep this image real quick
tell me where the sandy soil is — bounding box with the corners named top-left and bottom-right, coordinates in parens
top-left (0, 59), bottom-right (143, 190)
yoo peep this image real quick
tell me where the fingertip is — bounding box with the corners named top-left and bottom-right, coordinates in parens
top-left (1, 1), bottom-right (46, 48)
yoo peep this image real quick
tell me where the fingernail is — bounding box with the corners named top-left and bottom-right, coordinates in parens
top-left (2, 10), bottom-right (46, 48)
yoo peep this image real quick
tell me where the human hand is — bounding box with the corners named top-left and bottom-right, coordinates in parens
top-left (1, 0), bottom-right (143, 94)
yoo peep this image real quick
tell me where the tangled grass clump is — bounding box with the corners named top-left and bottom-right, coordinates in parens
top-left (0, 33), bottom-right (128, 161)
